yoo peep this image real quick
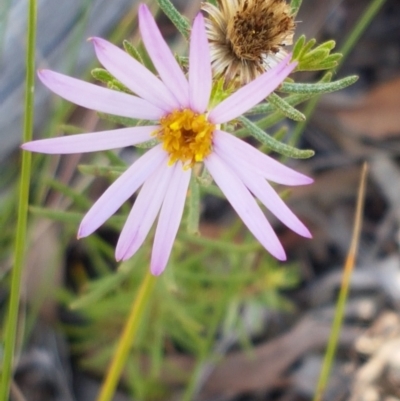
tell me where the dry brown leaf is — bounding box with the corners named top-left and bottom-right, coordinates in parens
top-left (334, 77), bottom-right (400, 140)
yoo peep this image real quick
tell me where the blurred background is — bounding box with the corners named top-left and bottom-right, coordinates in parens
top-left (1, 0), bottom-right (400, 400)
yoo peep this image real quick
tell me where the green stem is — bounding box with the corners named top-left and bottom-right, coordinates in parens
top-left (313, 164), bottom-right (368, 401)
top-left (156, 0), bottom-right (190, 39)
top-left (0, 0), bottom-right (37, 398)
top-left (339, 0), bottom-right (386, 61)
top-left (290, 0), bottom-right (387, 146)
top-left (96, 270), bottom-right (157, 401)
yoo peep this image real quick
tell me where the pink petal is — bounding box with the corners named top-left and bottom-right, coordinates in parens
top-left (205, 153), bottom-right (286, 261)
top-left (151, 162), bottom-right (191, 275)
top-left (91, 37), bottom-right (180, 111)
top-left (21, 126), bottom-right (158, 154)
top-left (78, 145), bottom-right (167, 238)
top-left (188, 14), bottom-right (212, 114)
top-left (208, 55), bottom-right (296, 124)
top-left (216, 148), bottom-right (311, 238)
top-left (213, 130), bottom-right (313, 186)
top-left (116, 163), bottom-right (174, 261)
top-left (138, 4), bottom-right (189, 107)
top-left (38, 70), bottom-right (164, 120)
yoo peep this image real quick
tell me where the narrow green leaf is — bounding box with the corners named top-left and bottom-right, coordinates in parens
top-left (245, 102), bottom-right (275, 115)
top-left (78, 164), bottom-right (126, 179)
top-left (297, 38), bottom-right (316, 59)
top-left (45, 178), bottom-right (92, 209)
top-left (311, 61), bottom-right (339, 71)
top-left (123, 40), bottom-right (144, 63)
top-left (238, 116), bottom-right (314, 159)
top-left (85, 236), bottom-right (114, 275)
top-left (107, 80), bottom-right (132, 94)
top-left (209, 76), bottom-right (233, 108)
top-left (300, 55), bottom-right (341, 71)
top-left (259, 126), bottom-right (289, 154)
top-left (245, 95), bottom-right (310, 122)
top-left (280, 75), bottom-right (359, 95)
top-left (156, 0), bottom-right (190, 39)
top-left (180, 232), bottom-right (262, 252)
top-left (294, 37), bottom-right (342, 72)
top-left (104, 150), bottom-right (127, 167)
top-left (318, 39), bottom-right (336, 51)
top-left (135, 138), bottom-right (160, 149)
top-left (176, 55), bottom-right (189, 69)
top-left (29, 206), bottom-right (125, 228)
top-left (70, 272), bottom-right (127, 310)
top-left (58, 124), bottom-right (85, 134)
top-left (87, 234), bottom-right (115, 262)
top-left (92, 68), bottom-right (131, 93)
top-left (267, 93), bottom-right (306, 121)
top-left (292, 35), bottom-right (305, 59)
top-left (97, 112), bottom-right (140, 127)
top-left (323, 53), bottom-right (343, 64)
top-left (92, 68), bottom-right (114, 84)
top-left (290, 0), bottom-right (303, 16)
top-left (244, 87), bottom-right (327, 126)
top-left (321, 72), bottom-right (333, 82)
top-left (29, 206), bottom-right (83, 224)
top-left (300, 48), bottom-right (330, 67)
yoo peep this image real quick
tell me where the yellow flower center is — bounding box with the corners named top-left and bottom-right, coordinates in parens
top-left (155, 109), bottom-right (215, 167)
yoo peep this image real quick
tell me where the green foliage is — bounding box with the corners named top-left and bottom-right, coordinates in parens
top-left (91, 68), bottom-right (132, 93)
top-left (45, 178), bottom-right (92, 209)
top-left (123, 40), bottom-right (144, 63)
top-left (209, 76), bottom-right (235, 109)
top-left (290, 0), bottom-right (303, 16)
top-left (238, 116), bottom-right (315, 159)
top-left (156, 0), bottom-right (191, 40)
top-left (267, 92), bottom-right (306, 122)
top-left (96, 112), bottom-right (140, 127)
top-left (186, 176), bottom-right (201, 235)
top-left (78, 164), bottom-right (125, 180)
top-left (292, 35), bottom-right (342, 71)
top-left (280, 75), bottom-right (359, 95)
top-left (62, 226), bottom-right (300, 400)
top-left (29, 206), bottom-right (124, 231)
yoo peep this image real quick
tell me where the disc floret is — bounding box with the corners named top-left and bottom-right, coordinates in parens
top-left (156, 109), bottom-right (215, 167)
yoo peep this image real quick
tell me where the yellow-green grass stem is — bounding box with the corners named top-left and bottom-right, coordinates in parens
top-left (0, 0), bottom-right (37, 398)
top-left (97, 270), bottom-right (157, 401)
top-left (313, 163), bottom-right (368, 401)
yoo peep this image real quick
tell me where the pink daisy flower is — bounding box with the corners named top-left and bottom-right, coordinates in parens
top-left (22, 4), bottom-right (312, 275)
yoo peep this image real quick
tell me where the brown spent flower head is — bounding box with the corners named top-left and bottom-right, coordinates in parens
top-left (202, 0), bottom-right (295, 86)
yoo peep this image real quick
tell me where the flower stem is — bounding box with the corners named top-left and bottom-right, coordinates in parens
top-left (313, 163), bottom-right (368, 401)
top-left (97, 270), bottom-right (157, 401)
top-left (156, 0), bottom-right (190, 39)
top-left (0, 0), bottom-right (37, 398)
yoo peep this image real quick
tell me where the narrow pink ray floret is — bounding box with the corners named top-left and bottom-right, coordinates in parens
top-left (22, 4), bottom-right (313, 275)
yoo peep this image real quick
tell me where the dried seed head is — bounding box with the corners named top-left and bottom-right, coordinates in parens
top-left (202, 0), bottom-right (295, 86)
top-left (227, 0), bottom-right (294, 60)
